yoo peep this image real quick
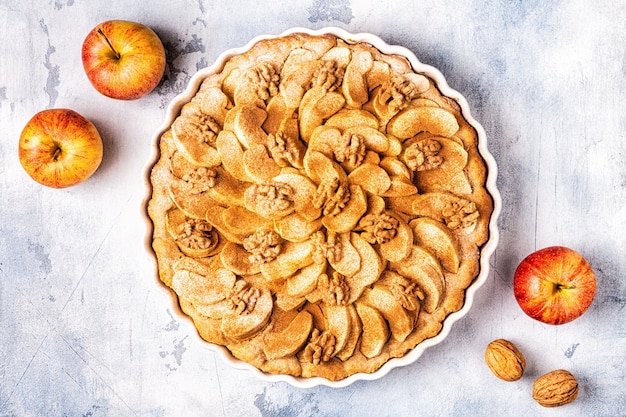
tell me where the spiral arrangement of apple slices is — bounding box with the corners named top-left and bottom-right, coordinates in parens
top-left (148, 32), bottom-right (493, 381)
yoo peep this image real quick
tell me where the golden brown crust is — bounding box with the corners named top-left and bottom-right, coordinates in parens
top-left (147, 32), bottom-right (493, 381)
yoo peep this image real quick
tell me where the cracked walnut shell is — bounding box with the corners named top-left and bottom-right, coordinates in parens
top-left (484, 339), bottom-right (526, 381)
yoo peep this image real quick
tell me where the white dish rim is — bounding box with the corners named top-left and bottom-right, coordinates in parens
top-left (142, 26), bottom-right (502, 389)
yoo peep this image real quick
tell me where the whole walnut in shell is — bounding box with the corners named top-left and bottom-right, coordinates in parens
top-left (484, 339), bottom-right (526, 382)
top-left (532, 369), bottom-right (579, 407)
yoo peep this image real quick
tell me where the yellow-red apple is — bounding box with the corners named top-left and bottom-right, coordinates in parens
top-left (18, 109), bottom-right (103, 188)
top-left (82, 20), bottom-right (166, 100)
top-left (513, 246), bottom-right (596, 325)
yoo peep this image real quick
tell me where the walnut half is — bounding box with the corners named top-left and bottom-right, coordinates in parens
top-left (302, 329), bottom-right (336, 365)
top-left (243, 229), bottom-right (282, 264)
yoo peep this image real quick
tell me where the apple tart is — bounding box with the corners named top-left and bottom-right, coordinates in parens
top-left (147, 30), bottom-right (495, 383)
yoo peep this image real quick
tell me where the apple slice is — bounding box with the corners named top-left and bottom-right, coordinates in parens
top-left (387, 106), bottom-right (459, 139)
top-left (282, 48), bottom-right (318, 81)
top-left (164, 206), bottom-right (189, 239)
top-left (323, 304), bottom-right (352, 356)
top-left (411, 191), bottom-right (479, 230)
top-left (439, 171), bottom-right (473, 196)
top-left (221, 287), bottom-right (273, 340)
top-left (167, 149), bottom-right (199, 180)
top-left (411, 191), bottom-right (456, 220)
top-left (263, 94), bottom-right (292, 134)
top-left (366, 194), bottom-right (387, 216)
top-left (286, 261), bottom-right (326, 298)
top-left (171, 259), bottom-right (236, 305)
top-left (221, 205), bottom-right (272, 237)
top-left (199, 86), bottom-right (230, 126)
top-left (325, 109), bottom-right (379, 131)
top-left (298, 86), bottom-right (325, 141)
top-left (274, 293), bottom-right (307, 311)
top-left (171, 108), bottom-right (222, 168)
top-left (410, 217), bottom-right (461, 273)
top-left (328, 232), bottom-right (361, 277)
top-left (346, 232), bottom-right (384, 304)
top-left (206, 167), bottom-right (247, 207)
top-left (344, 126), bottom-right (389, 154)
top-left (242, 143), bottom-right (282, 183)
top-left (365, 85), bottom-right (396, 125)
top-left (231, 61), bottom-right (281, 108)
top-left (380, 193), bottom-right (415, 216)
top-left (348, 163), bottom-right (391, 195)
top-left (274, 240), bottom-right (315, 270)
top-left (380, 156), bottom-right (412, 181)
top-left (221, 68), bottom-right (242, 102)
top-left (359, 285), bottom-right (414, 342)
top-left (223, 104), bottom-right (268, 149)
top-left (410, 98), bottom-right (440, 108)
top-left (303, 149), bottom-right (348, 186)
top-left (412, 137), bottom-right (471, 194)
top-left (377, 212), bottom-right (413, 263)
top-left (299, 86), bottom-right (346, 142)
top-left (322, 184), bottom-right (368, 234)
top-left (312, 90), bottom-right (347, 121)
top-left (259, 259), bottom-right (300, 283)
top-left (356, 303), bottom-right (389, 358)
top-left (203, 204), bottom-right (245, 244)
top-left (335, 304), bottom-right (362, 361)
top-left (321, 45), bottom-right (352, 67)
top-left (168, 180), bottom-right (220, 219)
top-left (376, 270), bottom-right (423, 312)
top-left (193, 298), bottom-right (234, 319)
top-left (215, 130), bottom-right (252, 182)
top-left (303, 302), bottom-right (327, 331)
top-left (365, 60), bottom-right (391, 91)
top-left (308, 125), bottom-right (342, 159)
top-left (219, 241), bottom-right (261, 276)
top-left (263, 310), bottom-right (313, 360)
top-left (384, 135), bottom-right (403, 157)
top-left (387, 178), bottom-right (420, 198)
top-left (403, 73), bottom-right (431, 94)
top-left (272, 171), bottom-right (322, 221)
top-left (259, 240), bottom-right (315, 282)
top-left (178, 298), bottom-right (227, 345)
top-left (280, 50), bottom-right (320, 110)
top-left (390, 245), bottom-right (445, 313)
top-left (274, 212), bottom-right (323, 242)
top-left (341, 50), bottom-right (373, 108)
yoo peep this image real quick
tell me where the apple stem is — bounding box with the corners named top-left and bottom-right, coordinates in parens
top-left (554, 282), bottom-right (574, 293)
top-left (97, 28), bottom-right (121, 60)
top-left (52, 146), bottom-right (62, 162)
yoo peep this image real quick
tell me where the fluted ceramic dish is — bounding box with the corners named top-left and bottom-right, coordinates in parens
top-left (143, 26), bottom-right (501, 389)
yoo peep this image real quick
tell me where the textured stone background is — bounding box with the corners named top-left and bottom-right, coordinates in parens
top-left (1, 0), bottom-right (625, 416)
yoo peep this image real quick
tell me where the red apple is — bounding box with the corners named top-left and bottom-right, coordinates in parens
top-left (82, 20), bottom-right (166, 100)
top-left (513, 246), bottom-right (596, 325)
top-left (18, 108), bottom-right (103, 188)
